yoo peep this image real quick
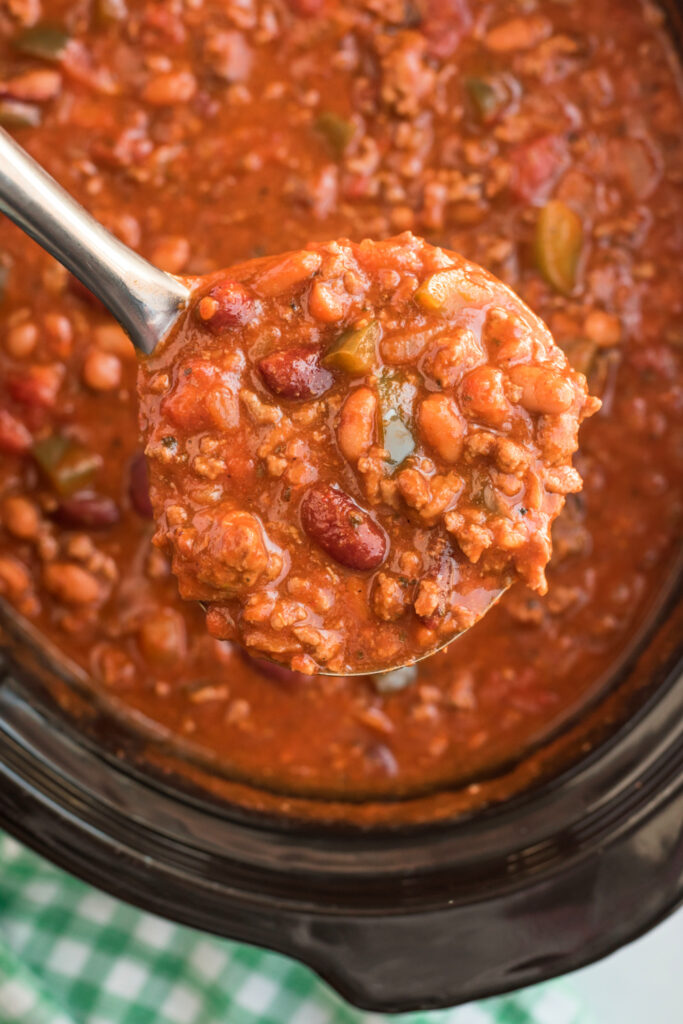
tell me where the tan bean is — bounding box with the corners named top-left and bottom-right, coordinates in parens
top-left (5, 321), bottom-right (38, 358)
top-left (485, 15), bottom-right (551, 53)
top-left (460, 366), bottom-right (511, 426)
top-left (308, 280), bottom-right (346, 322)
top-left (138, 607), bottom-right (187, 666)
top-left (337, 387), bottom-right (377, 463)
top-left (150, 236), bottom-right (190, 274)
top-left (82, 348), bottom-right (122, 391)
top-left (44, 563), bottom-right (101, 604)
top-left (509, 365), bottom-right (575, 415)
top-left (43, 313), bottom-right (73, 357)
top-left (0, 555), bottom-right (31, 597)
top-left (142, 70), bottom-right (197, 105)
top-left (256, 250), bottom-right (322, 297)
top-left (0, 69), bottom-right (62, 101)
top-left (2, 495), bottom-right (40, 539)
top-left (93, 323), bottom-right (136, 361)
top-left (418, 394), bottom-right (466, 463)
top-left (415, 267), bottom-right (492, 313)
top-left (583, 310), bottom-right (621, 347)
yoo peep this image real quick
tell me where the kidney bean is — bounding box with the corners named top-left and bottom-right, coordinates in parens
top-left (129, 452), bottom-right (154, 519)
top-left (0, 409), bottom-right (32, 455)
top-left (300, 485), bottom-right (386, 571)
top-left (44, 562), bottom-right (101, 604)
top-left (258, 347), bottom-right (333, 400)
top-left (51, 493), bottom-right (120, 529)
top-left (196, 279), bottom-right (255, 334)
top-left (138, 607), bottom-right (187, 666)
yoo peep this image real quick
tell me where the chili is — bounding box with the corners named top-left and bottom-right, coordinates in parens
top-left (0, 0), bottom-right (680, 808)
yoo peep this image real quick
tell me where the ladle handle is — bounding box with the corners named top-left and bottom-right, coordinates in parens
top-left (0, 127), bottom-right (188, 354)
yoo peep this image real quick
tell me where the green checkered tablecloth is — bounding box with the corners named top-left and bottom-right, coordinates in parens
top-left (0, 833), bottom-right (592, 1024)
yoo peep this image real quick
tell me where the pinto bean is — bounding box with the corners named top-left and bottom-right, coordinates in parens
top-left (485, 14), bottom-right (551, 53)
top-left (0, 555), bottom-right (31, 597)
top-left (418, 394), bottom-right (466, 463)
top-left (300, 485), bottom-right (386, 570)
top-left (138, 607), bottom-right (187, 666)
top-left (583, 310), bottom-right (621, 347)
top-left (337, 386), bottom-right (376, 462)
top-left (0, 69), bottom-right (62, 102)
top-left (460, 366), bottom-right (511, 426)
top-left (509, 364), bottom-right (575, 414)
top-left (44, 562), bottom-right (101, 604)
top-left (255, 250), bottom-right (322, 297)
top-left (258, 347), bottom-right (333, 400)
top-left (150, 235), bottom-right (190, 274)
top-left (82, 348), bottom-right (122, 391)
top-left (142, 70), bottom-right (197, 105)
top-left (5, 320), bottom-right (38, 358)
top-left (308, 280), bottom-right (346, 322)
top-left (2, 495), bottom-right (40, 539)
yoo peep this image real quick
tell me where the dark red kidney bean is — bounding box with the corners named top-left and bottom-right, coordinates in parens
top-left (258, 347), bottom-right (333, 400)
top-left (196, 278), bottom-right (255, 334)
top-left (300, 485), bottom-right (386, 571)
top-left (129, 452), bottom-right (153, 519)
top-left (51, 493), bottom-right (120, 529)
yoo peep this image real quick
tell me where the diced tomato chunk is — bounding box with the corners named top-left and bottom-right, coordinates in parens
top-left (420, 0), bottom-right (472, 59)
top-left (162, 360), bottom-right (239, 431)
top-left (7, 365), bottom-right (64, 409)
top-left (0, 409), bottom-right (32, 455)
top-left (509, 135), bottom-right (569, 204)
top-left (286, 0), bottom-right (325, 14)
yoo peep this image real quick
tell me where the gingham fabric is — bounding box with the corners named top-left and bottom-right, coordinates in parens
top-left (0, 833), bottom-right (592, 1024)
